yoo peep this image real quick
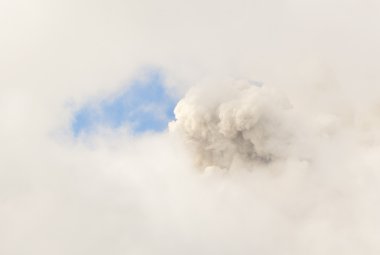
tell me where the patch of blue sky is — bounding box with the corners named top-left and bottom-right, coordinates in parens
top-left (72, 70), bottom-right (178, 136)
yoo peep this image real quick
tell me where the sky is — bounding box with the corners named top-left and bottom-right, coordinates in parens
top-left (2, 0), bottom-right (380, 254)
top-left (71, 69), bottom-right (177, 136)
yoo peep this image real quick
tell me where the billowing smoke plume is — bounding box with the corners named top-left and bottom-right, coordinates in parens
top-left (171, 80), bottom-right (302, 170)
top-left (167, 79), bottom-right (380, 254)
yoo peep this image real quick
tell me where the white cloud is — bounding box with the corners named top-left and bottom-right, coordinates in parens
top-left (2, 0), bottom-right (380, 254)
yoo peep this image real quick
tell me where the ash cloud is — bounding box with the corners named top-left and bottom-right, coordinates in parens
top-left (165, 77), bottom-right (380, 254)
top-left (171, 80), bottom-right (300, 170)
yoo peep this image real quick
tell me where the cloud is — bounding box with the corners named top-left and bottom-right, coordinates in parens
top-left (171, 79), bottom-right (294, 169)
top-left (2, 0), bottom-right (380, 254)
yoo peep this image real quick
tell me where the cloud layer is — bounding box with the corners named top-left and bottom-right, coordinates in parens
top-left (2, 0), bottom-right (380, 254)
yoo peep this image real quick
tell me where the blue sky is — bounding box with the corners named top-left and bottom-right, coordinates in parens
top-left (72, 70), bottom-right (177, 136)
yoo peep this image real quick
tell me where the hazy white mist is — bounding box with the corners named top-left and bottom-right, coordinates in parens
top-left (2, 0), bottom-right (380, 254)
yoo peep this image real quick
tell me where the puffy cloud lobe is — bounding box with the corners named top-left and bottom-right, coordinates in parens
top-left (171, 80), bottom-right (295, 170)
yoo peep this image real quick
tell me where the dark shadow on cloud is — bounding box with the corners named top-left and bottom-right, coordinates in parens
top-left (72, 69), bottom-right (177, 136)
